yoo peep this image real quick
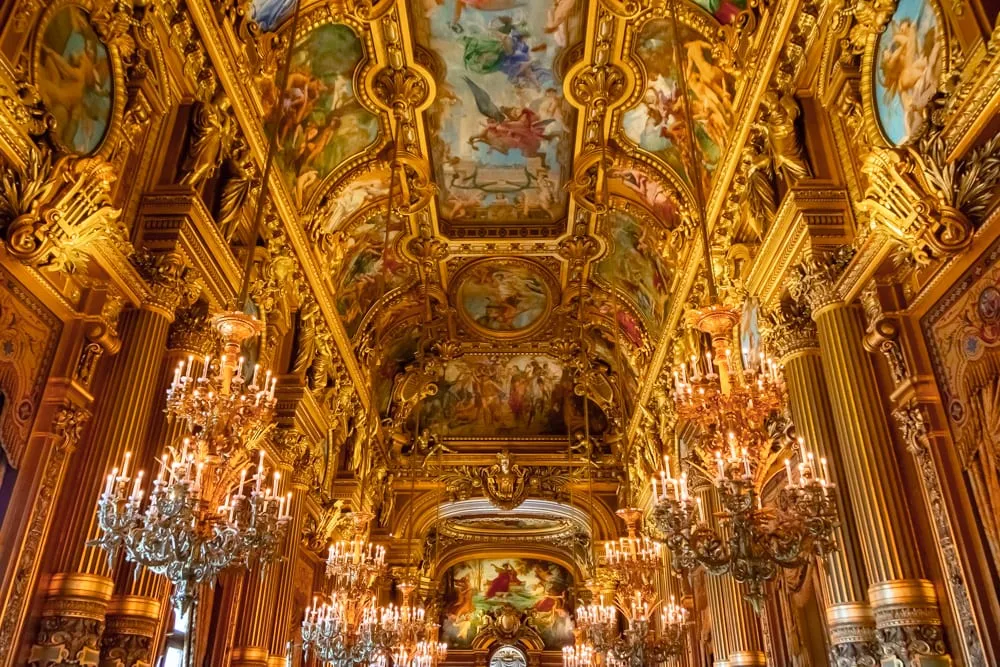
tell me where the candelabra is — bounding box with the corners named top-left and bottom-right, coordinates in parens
top-left (651, 304), bottom-right (840, 609)
top-left (165, 312), bottom-right (277, 455)
top-left (568, 592), bottom-right (689, 667)
top-left (301, 593), bottom-right (379, 666)
top-left (324, 528), bottom-right (388, 598)
top-left (375, 579), bottom-right (447, 666)
top-left (92, 443), bottom-right (291, 613)
top-left (603, 509), bottom-right (663, 599)
top-left (651, 440), bottom-right (838, 609)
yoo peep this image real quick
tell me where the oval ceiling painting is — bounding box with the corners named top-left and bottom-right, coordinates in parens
top-left (453, 259), bottom-right (554, 337)
top-left (873, 0), bottom-right (942, 146)
top-left (36, 6), bottom-right (113, 155)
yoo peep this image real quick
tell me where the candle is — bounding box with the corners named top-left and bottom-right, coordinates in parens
top-left (785, 458), bottom-right (793, 485)
top-left (286, 492), bottom-right (292, 518)
top-left (201, 355), bottom-right (210, 380)
top-left (716, 451), bottom-right (724, 479)
top-left (821, 457), bottom-right (830, 483)
top-left (105, 469), bottom-right (117, 495)
top-left (273, 471), bottom-right (281, 498)
top-left (651, 476), bottom-right (659, 501)
top-left (239, 467), bottom-right (248, 496)
top-left (131, 470), bottom-right (144, 500)
top-left (121, 451), bottom-right (132, 479)
top-left (663, 455), bottom-right (670, 478)
top-left (256, 450), bottom-right (265, 494)
top-left (185, 355), bottom-right (193, 378)
top-left (278, 495), bottom-right (285, 519)
top-left (705, 350), bottom-right (713, 375)
top-left (680, 472), bottom-right (688, 501)
top-left (696, 496), bottom-right (705, 523)
top-left (195, 462), bottom-right (204, 491)
top-left (798, 463), bottom-right (806, 487)
top-left (691, 355), bottom-right (700, 380)
top-left (157, 454), bottom-right (168, 484)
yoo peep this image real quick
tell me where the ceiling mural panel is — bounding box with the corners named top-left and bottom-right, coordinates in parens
top-left (262, 21), bottom-right (380, 208)
top-left (441, 557), bottom-right (575, 649)
top-left (411, 0), bottom-right (583, 234)
top-left (620, 16), bottom-right (735, 197)
top-left (594, 207), bottom-right (676, 337)
top-left (415, 353), bottom-right (600, 439)
top-left (333, 209), bottom-right (414, 338)
top-left (251, 0), bottom-right (295, 31)
top-left (452, 258), bottom-right (557, 338)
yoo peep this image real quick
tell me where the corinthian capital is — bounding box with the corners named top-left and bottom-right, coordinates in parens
top-left (133, 250), bottom-right (199, 317)
top-left (787, 247), bottom-right (855, 316)
top-left (767, 301), bottom-right (819, 361)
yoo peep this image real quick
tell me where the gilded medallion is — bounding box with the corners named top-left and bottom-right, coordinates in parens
top-left (452, 258), bottom-right (555, 338)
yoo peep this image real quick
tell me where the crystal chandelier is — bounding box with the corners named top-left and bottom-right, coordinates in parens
top-left (92, 442), bottom-right (291, 613)
top-left (375, 578), bottom-right (447, 666)
top-left (650, 307), bottom-right (839, 609)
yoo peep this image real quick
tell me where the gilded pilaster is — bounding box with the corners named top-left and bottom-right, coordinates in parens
top-left (266, 460), bottom-right (308, 664)
top-left (791, 256), bottom-right (949, 665)
top-left (770, 305), bottom-right (877, 664)
top-left (697, 488), bottom-right (767, 667)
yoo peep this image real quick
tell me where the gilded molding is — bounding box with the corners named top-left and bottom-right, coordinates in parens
top-left (766, 301), bottom-right (818, 362)
top-left (787, 246), bottom-right (855, 316)
top-left (891, 404), bottom-right (987, 667)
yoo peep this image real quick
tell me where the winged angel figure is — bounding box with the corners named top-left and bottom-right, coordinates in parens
top-left (463, 76), bottom-right (556, 169)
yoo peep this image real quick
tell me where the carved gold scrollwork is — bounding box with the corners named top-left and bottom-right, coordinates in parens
top-left (860, 132), bottom-right (1000, 266)
top-left (0, 150), bottom-right (125, 274)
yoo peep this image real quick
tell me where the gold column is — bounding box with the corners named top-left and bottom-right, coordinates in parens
top-left (266, 459), bottom-right (309, 666)
top-left (230, 563), bottom-right (281, 667)
top-left (793, 261), bottom-right (949, 664)
top-left (101, 304), bottom-right (215, 667)
top-left (770, 305), bottom-right (877, 662)
top-left (35, 304), bottom-right (172, 664)
top-left (697, 487), bottom-right (767, 667)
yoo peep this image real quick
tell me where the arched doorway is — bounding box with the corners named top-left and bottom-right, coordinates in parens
top-left (488, 645), bottom-right (527, 667)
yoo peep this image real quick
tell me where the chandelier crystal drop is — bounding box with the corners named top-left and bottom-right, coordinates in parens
top-left (92, 442), bottom-right (291, 613)
top-left (651, 304), bottom-right (840, 610)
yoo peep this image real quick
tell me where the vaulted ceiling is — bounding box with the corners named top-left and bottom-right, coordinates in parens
top-left (247, 0), bottom-right (742, 448)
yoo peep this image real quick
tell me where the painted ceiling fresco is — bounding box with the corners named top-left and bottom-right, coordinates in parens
top-left (621, 18), bottom-right (735, 195)
top-left (247, 0), bottom-right (740, 446)
top-left (411, 0), bottom-right (582, 233)
top-left (262, 22), bottom-right (380, 208)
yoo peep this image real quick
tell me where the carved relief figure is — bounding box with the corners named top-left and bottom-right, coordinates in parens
top-left (181, 95), bottom-right (236, 188)
top-left (761, 91), bottom-right (811, 183)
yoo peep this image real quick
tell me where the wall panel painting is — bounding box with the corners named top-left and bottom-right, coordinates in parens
top-left (441, 558), bottom-right (574, 649)
top-left (621, 19), bottom-right (734, 195)
top-left (262, 23), bottom-right (379, 207)
top-left (36, 6), bottom-right (113, 155)
top-left (873, 0), bottom-right (942, 146)
top-left (413, 0), bottom-right (581, 229)
top-left (923, 239), bottom-right (1000, 566)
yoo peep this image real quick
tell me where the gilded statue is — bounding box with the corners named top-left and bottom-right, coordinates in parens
top-left (412, 428), bottom-right (455, 467)
top-left (742, 127), bottom-right (779, 239)
top-left (180, 94), bottom-right (236, 188)
top-left (217, 136), bottom-right (257, 242)
top-left (291, 299), bottom-right (320, 377)
top-left (761, 91), bottom-right (812, 184)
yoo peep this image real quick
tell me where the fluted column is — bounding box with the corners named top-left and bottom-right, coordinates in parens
top-left (792, 257), bottom-right (949, 665)
top-left (770, 306), bottom-right (877, 663)
top-left (231, 563), bottom-right (281, 667)
top-left (267, 459), bottom-right (308, 666)
top-left (101, 304), bottom-right (216, 667)
top-left (34, 304), bottom-right (172, 665)
top-left (697, 487), bottom-right (767, 667)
